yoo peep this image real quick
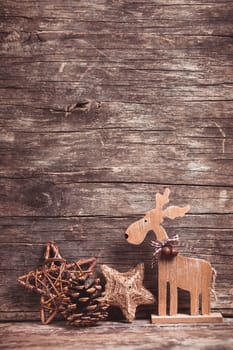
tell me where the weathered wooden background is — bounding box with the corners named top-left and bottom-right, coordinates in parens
top-left (0, 0), bottom-right (233, 321)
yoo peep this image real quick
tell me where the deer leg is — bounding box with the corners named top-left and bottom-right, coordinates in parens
top-left (201, 289), bottom-right (210, 315)
top-left (190, 292), bottom-right (199, 315)
top-left (169, 283), bottom-right (178, 316)
top-left (201, 267), bottom-right (212, 315)
top-left (158, 280), bottom-right (167, 316)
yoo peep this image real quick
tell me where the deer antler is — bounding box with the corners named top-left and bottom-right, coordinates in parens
top-left (163, 205), bottom-right (190, 220)
top-left (155, 188), bottom-right (170, 210)
top-left (156, 188), bottom-right (190, 222)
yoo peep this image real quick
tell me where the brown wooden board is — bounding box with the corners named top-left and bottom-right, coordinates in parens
top-left (0, 320), bottom-right (233, 350)
top-left (0, 0), bottom-right (233, 321)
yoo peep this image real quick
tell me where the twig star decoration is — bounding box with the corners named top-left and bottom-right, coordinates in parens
top-left (18, 242), bottom-right (108, 326)
top-left (101, 263), bottom-right (155, 322)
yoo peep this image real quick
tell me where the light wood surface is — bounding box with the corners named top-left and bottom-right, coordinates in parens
top-left (151, 312), bottom-right (223, 324)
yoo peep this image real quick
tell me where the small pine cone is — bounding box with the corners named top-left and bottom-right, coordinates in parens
top-left (59, 274), bottom-right (108, 327)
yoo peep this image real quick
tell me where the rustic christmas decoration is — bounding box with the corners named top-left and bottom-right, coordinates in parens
top-left (125, 188), bottom-right (223, 324)
top-left (101, 263), bottom-right (155, 322)
top-left (58, 274), bottom-right (108, 327)
top-left (18, 242), bottom-right (108, 326)
top-left (150, 234), bottom-right (179, 266)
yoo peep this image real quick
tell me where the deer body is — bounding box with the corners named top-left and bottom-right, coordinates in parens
top-left (125, 188), bottom-right (213, 316)
top-left (158, 255), bottom-right (212, 315)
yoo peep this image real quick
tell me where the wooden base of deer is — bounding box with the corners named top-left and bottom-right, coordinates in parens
top-left (151, 312), bottom-right (223, 324)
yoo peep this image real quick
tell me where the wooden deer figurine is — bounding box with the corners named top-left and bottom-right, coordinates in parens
top-left (125, 188), bottom-right (222, 323)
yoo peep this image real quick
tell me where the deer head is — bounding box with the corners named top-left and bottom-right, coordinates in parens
top-left (125, 188), bottom-right (190, 245)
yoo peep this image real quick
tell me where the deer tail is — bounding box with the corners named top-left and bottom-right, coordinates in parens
top-left (210, 267), bottom-right (218, 301)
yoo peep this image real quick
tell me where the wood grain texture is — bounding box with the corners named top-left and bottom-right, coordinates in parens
top-left (0, 0), bottom-right (233, 321)
top-left (1, 320), bottom-right (233, 350)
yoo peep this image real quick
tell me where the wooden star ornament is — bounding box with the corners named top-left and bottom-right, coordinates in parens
top-left (101, 263), bottom-right (155, 322)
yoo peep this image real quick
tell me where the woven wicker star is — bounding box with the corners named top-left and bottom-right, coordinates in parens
top-left (101, 263), bottom-right (155, 322)
top-left (18, 242), bottom-right (108, 326)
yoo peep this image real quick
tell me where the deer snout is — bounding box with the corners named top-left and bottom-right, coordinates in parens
top-left (124, 233), bottom-right (129, 240)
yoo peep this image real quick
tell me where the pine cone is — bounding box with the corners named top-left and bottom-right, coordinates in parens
top-left (58, 273), bottom-right (108, 327)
